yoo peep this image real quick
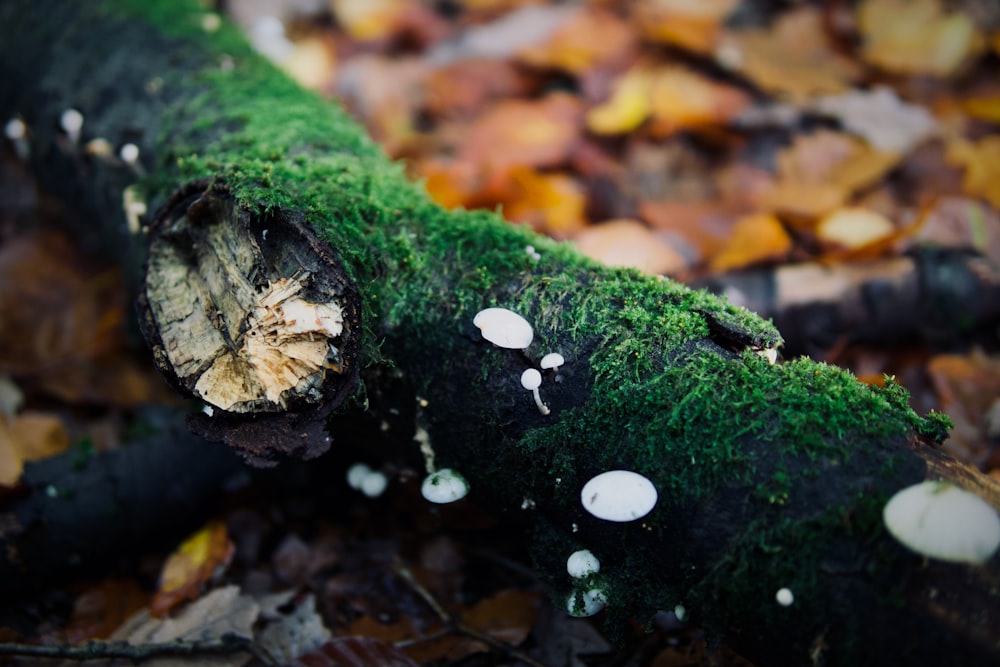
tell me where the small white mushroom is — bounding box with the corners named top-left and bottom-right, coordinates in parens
top-left (775, 587), bottom-right (794, 607)
top-left (566, 549), bottom-right (600, 578)
top-left (85, 137), bottom-right (114, 158)
top-left (421, 468), bottom-right (469, 504)
top-left (201, 404), bottom-right (214, 417)
top-left (540, 352), bottom-right (565, 372)
top-left (119, 143), bottom-right (144, 175)
top-left (60, 108), bottom-right (84, 144)
top-left (566, 588), bottom-right (607, 617)
top-left (346, 463), bottom-right (373, 490)
top-left (4, 117), bottom-right (29, 159)
top-left (520, 368), bottom-right (550, 415)
top-left (580, 470), bottom-right (658, 522)
top-left (360, 470), bottom-right (388, 498)
top-left (673, 604), bottom-right (687, 622)
top-left (883, 480), bottom-right (1000, 564)
top-left (473, 307), bottom-right (533, 349)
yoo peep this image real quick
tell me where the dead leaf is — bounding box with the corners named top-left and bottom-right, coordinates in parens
top-left (516, 6), bottom-right (635, 74)
top-left (815, 207), bottom-right (896, 252)
top-left (573, 219), bottom-right (688, 275)
top-left (857, 0), bottom-right (983, 76)
top-left (256, 594), bottom-right (331, 664)
top-left (632, 0), bottom-right (737, 54)
top-left (764, 130), bottom-right (901, 220)
top-left (458, 93), bottom-right (583, 172)
top-left (0, 412), bottom-right (70, 487)
top-left (717, 7), bottom-right (860, 102)
top-left (49, 579), bottom-right (149, 644)
top-left (927, 351), bottom-right (1000, 464)
top-left (151, 521), bottom-right (235, 617)
top-left (106, 586), bottom-right (259, 667)
top-left (914, 197), bottom-right (1000, 265)
top-left (501, 167), bottom-right (588, 237)
top-left (709, 213), bottom-right (793, 273)
top-left (0, 231), bottom-right (171, 406)
top-left (424, 59), bottom-right (534, 119)
top-left (812, 86), bottom-right (939, 154)
top-left (292, 637), bottom-right (418, 667)
top-left (587, 63), bottom-right (750, 137)
top-left (945, 135), bottom-right (1000, 208)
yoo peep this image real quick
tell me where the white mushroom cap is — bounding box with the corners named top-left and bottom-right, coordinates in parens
top-left (540, 352), bottom-right (565, 370)
top-left (566, 588), bottom-right (607, 617)
top-left (580, 470), bottom-right (658, 522)
top-left (360, 470), bottom-right (388, 498)
top-left (883, 481), bottom-right (1000, 564)
top-left (60, 108), bottom-right (83, 137)
top-left (566, 549), bottom-right (600, 578)
top-left (421, 468), bottom-right (469, 504)
top-left (473, 307), bottom-right (533, 349)
top-left (521, 368), bottom-right (542, 390)
top-left (4, 117), bottom-right (26, 140)
top-left (775, 587), bottom-right (794, 606)
top-left (346, 462), bottom-right (373, 490)
top-left (119, 142), bottom-right (140, 165)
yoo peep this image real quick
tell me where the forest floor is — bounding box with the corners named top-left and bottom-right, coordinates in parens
top-left (1, 0), bottom-right (1000, 665)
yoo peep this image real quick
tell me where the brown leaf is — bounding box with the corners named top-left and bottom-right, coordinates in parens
top-left (718, 7), bottom-right (860, 102)
top-left (0, 412), bottom-right (70, 486)
top-left (293, 637), bottom-right (419, 667)
top-left (945, 135), bottom-right (1000, 208)
top-left (151, 521), bottom-right (235, 617)
top-left (424, 59), bottom-right (534, 119)
top-left (573, 219), bottom-right (688, 275)
top-left (500, 167), bottom-right (588, 237)
top-left (49, 578), bottom-right (149, 644)
top-left (458, 93), bottom-right (583, 172)
top-left (516, 6), bottom-right (636, 74)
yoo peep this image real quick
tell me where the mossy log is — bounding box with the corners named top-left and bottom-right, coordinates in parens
top-left (2, 2), bottom-right (1000, 664)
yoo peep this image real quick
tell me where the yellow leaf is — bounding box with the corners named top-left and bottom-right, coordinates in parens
top-left (946, 136), bottom-right (1000, 208)
top-left (517, 7), bottom-right (635, 73)
top-left (710, 213), bottom-right (792, 272)
top-left (857, 0), bottom-right (983, 76)
top-left (586, 67), bottom-right (651, 135)
top-left (816, 207), bottom-right (896, 250)
top-left (962, 97), bottom-right (1000, 124)
top-left (0, 412), bottom-right (70, 487)
top-left (151, 521), bottom-right (235, 617)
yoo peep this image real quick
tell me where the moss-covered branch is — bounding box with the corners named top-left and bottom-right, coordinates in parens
top-left (2, 2), bottom-right (999, 664)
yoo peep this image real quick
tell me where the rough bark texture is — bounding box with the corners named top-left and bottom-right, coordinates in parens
top-left (2, 2), bottom-right (1000, 665)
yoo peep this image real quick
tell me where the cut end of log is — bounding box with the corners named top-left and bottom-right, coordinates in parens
top-left (137, 181), bottom-right (361, 463)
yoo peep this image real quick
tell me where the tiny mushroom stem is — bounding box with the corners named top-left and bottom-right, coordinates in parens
top-left (520, 368), bottom-right (550, 415)
top-left (60, 108), bottom-right (83, 145)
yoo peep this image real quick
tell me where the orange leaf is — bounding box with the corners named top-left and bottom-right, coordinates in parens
top-left (517, 7), bottom-right (635, 73)
top-left (710, 213), bottom-right (792, 273)
top-left (632, 0), bottom-right (737, 54)
top-left (501, 168), bottom-right (587, 237)
top-left (0, 412), bottom-right (70, 487)
top-left (151, 521), bottom-right (235, 617)
top-left (459, 93), bottom-right (583, 172)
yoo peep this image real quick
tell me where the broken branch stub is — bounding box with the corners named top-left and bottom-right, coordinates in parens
top-left (137, 182), bottom-right (361, 465)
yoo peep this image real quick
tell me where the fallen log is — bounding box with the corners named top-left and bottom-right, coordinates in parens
top-left (2, 2), bottom-right (999, 664)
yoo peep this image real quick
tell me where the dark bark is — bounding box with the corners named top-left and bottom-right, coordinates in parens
top-left (2, 2), bottom-right (1000, 665)
top-left (694, 251), bottom-right (1000, 358)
